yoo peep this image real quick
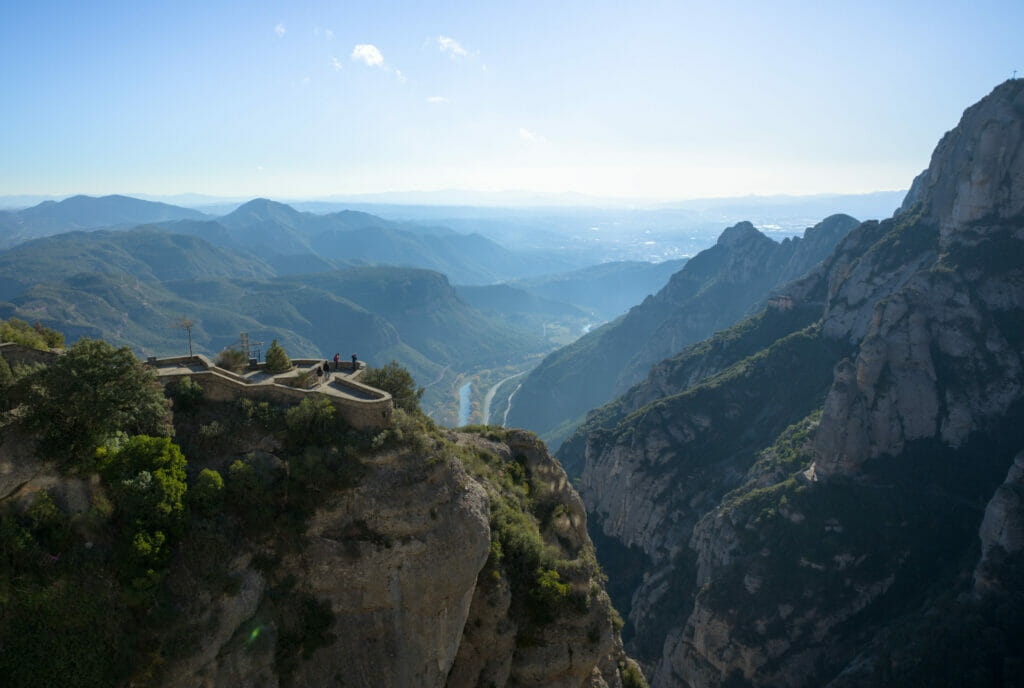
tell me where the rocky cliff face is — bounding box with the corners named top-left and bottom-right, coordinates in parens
top-left (0, 380), bottom-right (642, 687)
top-left (508, 214), bottom-right (859, 454)
top-left (562, 80), bottom-right (1024, 687)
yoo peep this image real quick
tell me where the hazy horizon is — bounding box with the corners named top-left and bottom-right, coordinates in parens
top-left (0, 187), bottom-right (908, 212)
top-left (3, 2), bottom-right (1020, 200)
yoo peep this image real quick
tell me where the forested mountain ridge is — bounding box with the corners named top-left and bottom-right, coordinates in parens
top-left (560, 79), bottom-right (1024, 687)
top-left (0, 228), bottom-right (276, 300)
top-left (0, 262), bottom-right (547, 423)
top-left (507, 214), bottom-right (859, 451)
top-left (0, 195), bottom-right (578, 285)
top-left (0, 197), bottom-right (582, 422)
top-left (0, 194), bottom-right (208, 248)
top-left (176, 197), bottom-right (576, 284)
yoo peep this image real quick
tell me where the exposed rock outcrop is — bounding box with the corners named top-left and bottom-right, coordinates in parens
top-left (1, 413), bottom-right (640, 687)
top-left (975, 450), bottom-right (1024, 591)
top-left (562, 80), bottom-right (1024, 687)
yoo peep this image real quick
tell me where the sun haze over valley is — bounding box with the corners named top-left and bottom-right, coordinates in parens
top-left (1, 2), bottom-right (1023, 688)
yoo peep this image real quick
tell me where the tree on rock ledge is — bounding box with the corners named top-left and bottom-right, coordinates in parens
top-left (264, 339), bottom-right (292, 373)
top-left (20, 338), bottom-right (172, 466)
top-left (362, 360), bottom-right (424, 414)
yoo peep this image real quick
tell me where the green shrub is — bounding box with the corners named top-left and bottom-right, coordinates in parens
top-left (225, 458), bottom-right (274, 528)
top-left (237, 398), bottom-right (282, 430)
top-left (0, 317), bottom-right (64, 350)
top-left (197, 420), bottom-right (226, 445)
top-left (21, 338), bottom-right (172, 466)
top-left (361, 360), bottom-right (425, 414)
top-left (26, 490), bottom-right (70, 550)
top-left (285, 396), bottom-right (342, 447)
top-left (98, 435), bottom-right (188, 587)
top-left (264, 339), bottom-right (292, 373)
top-left (0, 515), bottom-right (32, 565)
top-left (171, 375), bottom-right (204, 412)
top-left (529, 568), bottom-right (573, 619)
top-left (0, 354), bottom-right (12, 389)
top-left (216, 347), bottom-right (247, 373)
top-left (619, 659), bottom-right (649, 688)
top-left (190, 468), bottom-right (224, 514)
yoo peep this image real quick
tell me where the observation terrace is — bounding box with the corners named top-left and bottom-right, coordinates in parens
top-left (147, 354), bottom-right (393, 430)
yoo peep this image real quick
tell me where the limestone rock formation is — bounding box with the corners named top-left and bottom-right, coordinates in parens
top-left (974, 451), bottom-right (1024, 591)
top-left (0, 399), bottom-right (640, 688)
top-left (561, 80), bottom-right (1024, 687)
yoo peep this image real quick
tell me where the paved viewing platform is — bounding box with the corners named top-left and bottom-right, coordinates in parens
top-left (148, 354), bottom-right (393, 429)
top-left (0, 342), bottom-right (394, 430)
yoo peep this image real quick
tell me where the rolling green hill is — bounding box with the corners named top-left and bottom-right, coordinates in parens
top-left (0, 228), bottom-right (275, 300)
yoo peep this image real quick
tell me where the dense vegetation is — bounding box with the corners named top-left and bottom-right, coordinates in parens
top-left (361, 359), bottom-right (425, 413)
top-left (449, 427), bottom-right (617, 646)
top-left (0, 330), bottom-right (623, 685)
top-left (0, 332), bottom-right (377, 686)
top-left (0, 317), bottom-right (64, 350)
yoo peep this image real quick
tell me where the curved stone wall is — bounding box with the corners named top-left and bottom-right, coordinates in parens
top-left (151, 355), bottom-right (393, 430)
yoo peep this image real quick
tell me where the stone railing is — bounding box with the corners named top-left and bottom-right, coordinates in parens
top-left (150, 355), bottom-right (392, 430)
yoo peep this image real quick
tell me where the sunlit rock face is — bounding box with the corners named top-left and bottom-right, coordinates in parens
top-left (813, 79), bottom-right (1024, 477)
top-left (564, 80), bottom-right (1024, 688)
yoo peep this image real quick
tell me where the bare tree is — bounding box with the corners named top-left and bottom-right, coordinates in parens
top-left (175, 316), bottom-right (195, 357)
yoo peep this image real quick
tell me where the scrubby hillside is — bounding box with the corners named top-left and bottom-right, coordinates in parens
top-left (0, 337), bottom-right (644, 688)
top-left (560, 80), bottom-right (1024, 686)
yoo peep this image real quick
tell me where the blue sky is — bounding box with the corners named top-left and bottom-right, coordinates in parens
top-left (1, 0), bottom-right (1021, 201)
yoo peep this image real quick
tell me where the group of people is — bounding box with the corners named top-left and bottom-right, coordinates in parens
top-left (315, 352), bottom-right (358, 384)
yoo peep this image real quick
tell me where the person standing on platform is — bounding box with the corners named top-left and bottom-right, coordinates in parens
top-left (333, 352), bottom-right (340, 370)
top-left (351, 353), bottom-right (358, 372)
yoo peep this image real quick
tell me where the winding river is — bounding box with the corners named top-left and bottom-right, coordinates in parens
top-left (457, 382), bottom-right (472, 426)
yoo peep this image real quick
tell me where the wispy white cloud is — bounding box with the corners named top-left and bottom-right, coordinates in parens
top-left (350, 44), bottom-right (406, 82)
top-left (274, 23), bottom-right (286, 37)
top-left (351, 44), bottom-right (384, 67)
top-left (438, 35), bottom-right (467, 58)
top-left (256, 165), bottom-right (265, 171)
top-left (426, 96), bottom-right (450, 104)
top-left (325, 29), bottom-right (334, 40)
top-left (331, 56), bottom-right (343, 71)
top-left (302, 77), bottom-right (311, 84)
top-left (519, 127), bottom-right (546, 143)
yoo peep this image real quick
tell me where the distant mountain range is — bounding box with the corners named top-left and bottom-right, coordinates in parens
top-left (0, 195), bottom-right (585, 284)
top-left (0, 195), bottom-right (693, 422)
top-left (0, 194), bottom-right (207, 247)
top-left (507, 214), bottom-right (860, 450)
top-left (0, 189), bottom-right (907, 213)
